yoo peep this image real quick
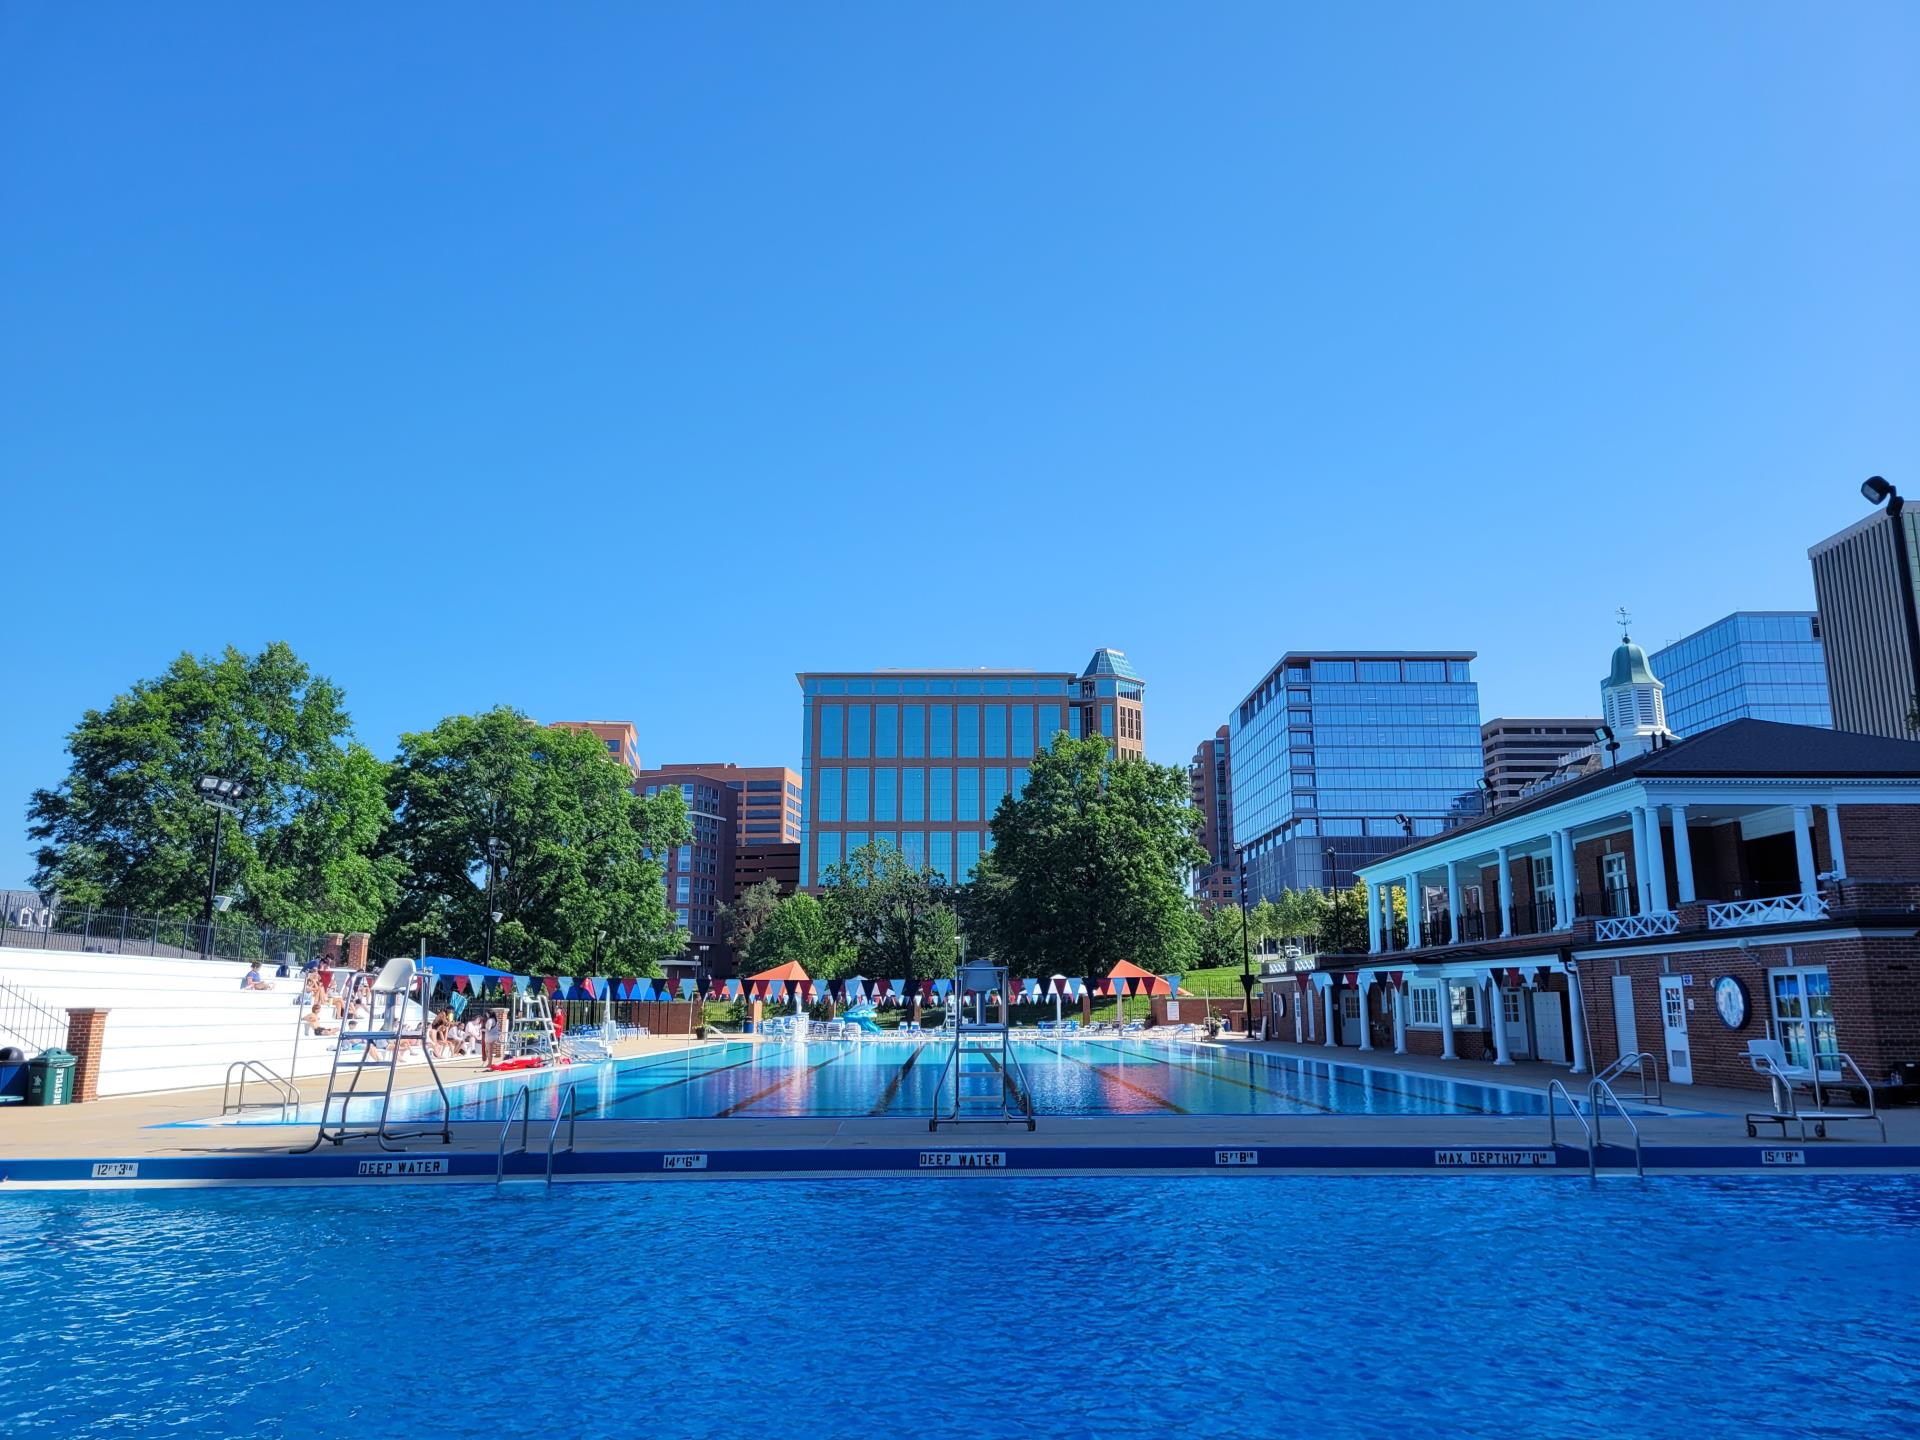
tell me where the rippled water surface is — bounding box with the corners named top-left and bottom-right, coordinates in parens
top-left (4, 1176), bottom-right (1917, 1439)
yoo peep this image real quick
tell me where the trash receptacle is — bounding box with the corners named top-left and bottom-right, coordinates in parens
top-left (26, 1049), bottom-right (77, 1106)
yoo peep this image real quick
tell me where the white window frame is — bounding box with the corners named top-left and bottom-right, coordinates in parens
top-left (1767, 965), bottom-right (1838, 1076)
top-left (1409, 983), bottom-right (1442, 1027)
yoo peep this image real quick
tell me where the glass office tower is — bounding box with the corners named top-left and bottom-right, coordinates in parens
top-left (1229, 652), bottom-right (1484, 903)
top-left (796, 650), bottom-right (1143, 889)
top-left (1648, 612), bottom-right (1831, 736)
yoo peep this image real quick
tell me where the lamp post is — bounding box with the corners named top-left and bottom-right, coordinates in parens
top-left (1594, 724), bottom-right (1620, 767)
top-left (1236, 851), bottom-right (1255, 1037)
top-left (1861, 476), bottom-right (1920, 725)
top-left (480, 799), bottom-right (501, 969)
top-left (197, 776), bottom-right (247, 957)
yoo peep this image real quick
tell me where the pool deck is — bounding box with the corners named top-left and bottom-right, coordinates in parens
top-left (4, 1034), bottom-right (1918, 1189)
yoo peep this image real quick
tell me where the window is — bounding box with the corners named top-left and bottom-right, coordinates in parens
top-left (902, 767), bottom-right (925, 821)
top-left (1531, 854), bottom-right (1554, 918)
top-left (930, 831), bottom-right (953, 882)
top-left (874, 704), bottom-right (897, 758)
top-left (1451, 985), bottom-right (1478, 1028)
top-left (847, 705), bottom-right (871, 758)
top-left (984, 704), bottom-right (1006, 757)
top-left (873, 767), bottom-right (897, 822)
top-left (930, 705), bottom-right (953, 758)
top-left (676, 877), bottom-right (690, 903)
top-left (846, 767), bottom-right (869, 822)
top-left (957, 705), bottom-right (980, 757)
top-left (957, 830), bottom-right (981, 882)
top-left (1410, 985), bottom-right (1441, 1026)
top-left (1502, 990), bottom-right (1523, 1024)
top-left (817, 768), bottom-right (841, 822)
top-left (1769, 967), bottom-right (1837, 1073)
top-left (956, 768), bottom-right (979, 821)
top-left (901, 830), bottom-right (925, 868)
top-left (1012, 705), bottom-right (1034, 756)
top-left (815, 833), bottom-right (841, 880)
top-left (930, 768), bottom-right (953, 821)
top-left (984, 767), bottom-right (1008, 818)
top-left (818, 704), bottom-right (843, 758)
top-left (902, 705), bottom-right (925, 758)
top-left (1011, 767), bottom-right (1029, 799)
top-left (1037, 704), bottom-right (1061, 748)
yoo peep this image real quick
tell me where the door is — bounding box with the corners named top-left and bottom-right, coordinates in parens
top-left (1531, 990), bottom-right (1569, 1064)
top-left (1601, 853), bottom-right (1631, 917)
top-left (1768, 968), bottom-right (1838, 1076)
top-left (1502, 987), bottom-right (1532, 1060)
top-left (1658, 975), bottom-right (1693, 1084)
top-left (1339, 988), bottom-right (1362, 1047)
top-left (1611, 975), bottom-right (1640, 1059)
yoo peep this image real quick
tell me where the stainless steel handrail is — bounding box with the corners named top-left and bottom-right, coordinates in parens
top-left (546, 1082), bottom-right (581, 1186)
top-left (1594, 1049), bottom-right (1663, 1106)
top-left (1588, 1076), bottom-right (1644, 1178)
top-left (496, 1084), bottom-right (531, 1185)
top-left (1546, 1079), bottom-right (1593, 1179)
top-left (223, 1059), bottom-right (299, 1119)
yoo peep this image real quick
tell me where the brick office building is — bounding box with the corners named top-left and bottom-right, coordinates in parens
top-left (546, 720), bottom-right (643, 780)
top-left (635, 767), bottom-right (738, 978)
top-left (1300, 715), bottom-right (1920, 1093)
top-left (1188, 726), bottom-right (1238, 907)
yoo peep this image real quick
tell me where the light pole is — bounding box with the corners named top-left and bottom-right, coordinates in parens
top-left (1236, 851), bottom-right (1255, 1037)
top-left (480, 798), bottom-right (501, 969)
top-left (197, 776), bottom-right (247, 957)
top-left (1861, 476), bottom-right (1920, 723)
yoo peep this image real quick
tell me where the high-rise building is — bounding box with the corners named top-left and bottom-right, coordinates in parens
top-left (1229, 651), bottom-right (1483, 902)
top-left (1480, 718), bottom-right (1603, 808)
top-left (649, 763), bottom-right (802, 845)
top-left (796, 649), bottom-right (1144, 889)
top-left (546, 720), bottom-right (642, 779)
top-left (635, 766), bottom-right (738, 974)
top-left (1648, 612), bottom-right (1832, 736)
top-left (1188, 726), bottom-right (1237, 907)
top-left (734, 842), bottom-right (801, 898)
top-left (1809, 497), bottom-right (1920, 739)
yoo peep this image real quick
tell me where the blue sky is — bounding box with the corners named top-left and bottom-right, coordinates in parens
top-left (2, 4), bottom-right (1915, 888)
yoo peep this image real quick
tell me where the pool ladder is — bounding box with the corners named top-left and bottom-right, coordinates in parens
top-left (495, 1081), bottom-right (583, 1187)
top-left (1547, 1076), bottom-right (1644, 1181)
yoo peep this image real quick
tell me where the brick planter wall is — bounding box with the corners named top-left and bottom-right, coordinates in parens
top-left (64, 1007), bottom-right (110, 1103)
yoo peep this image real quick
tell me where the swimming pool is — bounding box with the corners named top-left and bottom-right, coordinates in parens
top-left (252, 1038), bottom-right (1577, 1125)
top-left (4, 1176), bottom-right (1914, 1439)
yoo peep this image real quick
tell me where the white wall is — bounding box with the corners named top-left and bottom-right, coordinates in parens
top-left (0, 946), bottom-right (345, 1097)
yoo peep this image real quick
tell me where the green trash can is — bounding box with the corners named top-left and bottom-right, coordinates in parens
top-left (26, 1049), bottom-right (76, 1106)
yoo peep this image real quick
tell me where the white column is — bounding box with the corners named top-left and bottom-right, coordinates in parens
top-left (1629, 807), bottom-right (1650, 914)
top-left (1496, 844), bottom-right (1514, 937)
top-left (1554, 830), bottom-right (1574, 930)
top-left (1321, 982), bottom-right (1336, 1049)
top-left (1365, 881), bottom-right (1382, 954)
top-left (1567, 969), bottom-right (1589, 1075)
top-left (1645, 805), bottom-right (1669, 913)
top-left (1445, 861), bottom-right (1462, 943)
top-left (1391, 982), bottom-right (1407, 1054)
top-left (1405, 875), bottom-right (1422, 949)
top-left (1292, 987), bottom-right (1303, 1044)
top-left (1669, 804), bottom-right (1695, 903)
top-left (1826, 804), bottom-right (1846, 879)
top-left (1356, 978), bottom-right (1373, 1051)
top-left (1488, 975), bottom-right (1513, 1065)
top-left (1793, 804), bottom-right (1818, 900)
top-left (1438, 979), bottom-right (1457, 1059)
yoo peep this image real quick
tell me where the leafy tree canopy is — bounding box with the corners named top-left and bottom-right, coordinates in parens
top-left (377, 708), bottom-right (690, 977)
top-left (744, 892), bottom-right (855, 978)
top-left (719, 878), bottom-right (785, 954)
top-left (964, 735), bottom-right (1205, 980)
top-left (820, 842), bottom-right (959, 983)
top-left (28, 642), bottom-right (397, 932)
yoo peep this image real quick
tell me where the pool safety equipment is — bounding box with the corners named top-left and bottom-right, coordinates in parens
top-left (297, 956), bottom-right (452, 1153)
top-left (929, 962), bottom-right (1035, 1131)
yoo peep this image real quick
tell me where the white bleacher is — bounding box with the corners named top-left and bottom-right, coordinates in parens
top-left (0, 945), bottom-right (341, 1097)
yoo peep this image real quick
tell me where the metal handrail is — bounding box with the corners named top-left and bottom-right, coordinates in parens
top-left (1546, 1079), bottom-right (1593, 1178)
top-left (1594, 1049), bottom-right (1663, 1106)
top-left (496, 1084), bottom-right (532, 1185)
top-left (546, 1082), bottom-right (581, 1186)
top-left (223, 1059), bottom-right (299, 1118)
top-left (1588, 1076), bottom-right (1644, 1178)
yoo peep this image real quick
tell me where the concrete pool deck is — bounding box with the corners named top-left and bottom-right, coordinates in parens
top-left (4, 1034), bottom-right (1918, 1189)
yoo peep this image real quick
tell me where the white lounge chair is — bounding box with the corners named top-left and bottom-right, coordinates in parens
top-left (1744, 1039), bottom-right (1884, 1141)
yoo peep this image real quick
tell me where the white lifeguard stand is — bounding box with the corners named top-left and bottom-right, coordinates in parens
top-left (298, 956), bottom-right (452, 1153)
top-left (929, 961), bottom-right (1035, 1131)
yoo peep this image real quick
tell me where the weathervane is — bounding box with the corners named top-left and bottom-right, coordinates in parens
top-left (1615, 606), bottom-right (1632, 641)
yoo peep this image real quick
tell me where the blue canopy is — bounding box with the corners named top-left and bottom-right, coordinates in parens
top-left (421, 955), bottom-right (515, 980)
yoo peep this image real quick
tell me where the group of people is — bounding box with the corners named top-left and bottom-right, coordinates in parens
top-left (283, 967), bottom-right (502, 1064)
top-left (426, 1008), bottom-right (501, 1063)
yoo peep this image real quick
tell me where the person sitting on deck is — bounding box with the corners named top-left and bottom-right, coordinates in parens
top-left (241, 963), bottom-right (272, 991)
top-left (303, 994), bottom-right (337, 1036)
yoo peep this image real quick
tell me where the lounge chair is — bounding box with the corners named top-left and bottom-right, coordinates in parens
top-left (1744, 1039), bottom-right (1885, 1141)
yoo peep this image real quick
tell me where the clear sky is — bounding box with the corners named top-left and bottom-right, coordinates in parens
top-left (2, 4), bottom-right (1916, 888)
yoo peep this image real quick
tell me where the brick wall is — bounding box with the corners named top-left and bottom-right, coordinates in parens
top-left (63, 1007), bottom-right (109, 1103)
top-left (1838, 805), bottom-right (1920, 881)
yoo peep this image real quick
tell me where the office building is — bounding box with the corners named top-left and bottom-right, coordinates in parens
top-left (546, 720), bottom-right (642, 779)
top-left (1647, 612), bottom-right (1831, 736)
top-left (1229, 651), bottom-right (1483, 903)
top-left (1480, 718), bottom-right (1603, 809)
top-left (1188, 726), bottom-right (1237, 907)
top-left (797, 649), bottom-right (1143, 888)
top-left (734, 842), bottom-right (801, 898)
top-left (1809, 496), bottom-right (1920, 739)
top-left (635, 766), bottom-right (738, 975)
top-left (652, 763), bottom-right (802, 846)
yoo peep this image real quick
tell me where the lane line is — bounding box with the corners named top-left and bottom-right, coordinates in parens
top-left (714, 1048), bottom-right (854, 1118)
top-left (868, 1043), bottom-right (929, 1115)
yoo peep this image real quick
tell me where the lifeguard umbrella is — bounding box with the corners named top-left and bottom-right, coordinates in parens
top-left (747, 961), bottom-right (811, 1015)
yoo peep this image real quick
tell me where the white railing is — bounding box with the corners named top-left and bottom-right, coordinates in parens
top-left (1594, 911), bottom-right (1679, 942)
top-left (1707, 895), bottom-right (1830, 930)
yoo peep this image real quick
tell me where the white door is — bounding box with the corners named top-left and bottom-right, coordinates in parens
top-left (1531, 990), bottom-right (1568, 1064)
top-left (1501, 987), bottom-right (1532, 1059)
top-left (1339, 989), bottom-right (1362, 1047)
top-left (1658, 975), bottom-right (1693, 1085)
top-left (1611, 975), bottom-right (1640, 1059)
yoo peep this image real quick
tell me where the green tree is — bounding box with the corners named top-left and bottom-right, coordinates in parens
top-left (719, 878), bottom-right (785, 955)
top-left (1192, 903), bottom-right (1247, 970)
top-left (965, 735), bottom-right (1205, 983)
top-left (821, 842), bottom-right (959, 981)
top-left (377, 708), bottom-right (690, 976)
top-left (27, 642), bottom-right (397, 932)
top-left (744, 893), bottom-right (854, 976)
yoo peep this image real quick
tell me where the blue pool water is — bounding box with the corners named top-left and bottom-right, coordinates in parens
top-left (2, 1176), bottom-right (1915, 1438)
top-left (253, 1039), bottom-right (1573, 1125)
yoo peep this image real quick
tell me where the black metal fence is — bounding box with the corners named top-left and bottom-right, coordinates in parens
top-left (0, 902), bottom-right (327, 968)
